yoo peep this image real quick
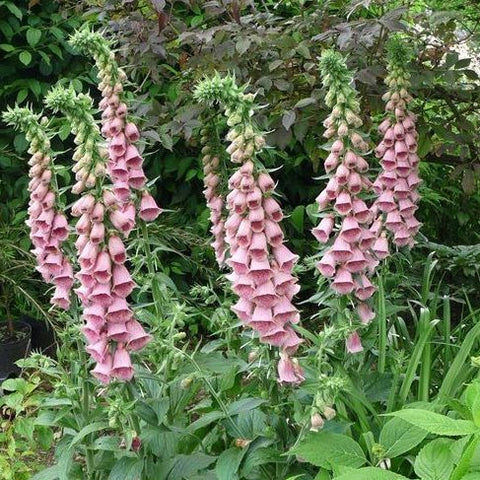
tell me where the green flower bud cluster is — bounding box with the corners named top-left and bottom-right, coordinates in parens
top-left (3, 107), bottom-right (51, 155)
top-left (382, 38), bottom-right (413, 115)
top-left (69, 29), bottom-right (126, 95)
top-left (45, 85), bottom-right (107, 193)
top-left (195, 74), bottom-right (266, 161)
top-left (319, 50), bottom-right (365, 143)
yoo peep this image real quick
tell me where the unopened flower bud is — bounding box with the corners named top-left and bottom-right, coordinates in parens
top-left (310, 413), bottom-right (324, 432)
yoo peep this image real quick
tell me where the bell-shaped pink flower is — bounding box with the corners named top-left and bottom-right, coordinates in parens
top-left (139, 192), bottom-right (162, 222)
top-left (111, 345), bottom-right (134, 381)
top-left (312, 216), bottom-right (334, 243)
top-left (108, 235), bottom-right (127, 264)
top-left (126, 319), bottom-right (151, 351)
top-left (106, 296), bottom-right (133, 323)
top-left (91, 353), bottom-right (113, 384)
top-left (346, 331), bottom-right (363, 353)
top-left (332, 268), bottom-right (354, 295)
top-left (277, 352), bottom-right (304, 384)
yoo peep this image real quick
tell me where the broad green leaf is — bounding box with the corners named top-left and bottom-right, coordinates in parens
top-left (15, 417), bottom-right (35, 441)
top-left (108, 457), bottom-right (143, 480)
top-left (227, 398), bottom-right (266, 416)
top-left (294, 97), bottom-right (316, 109)
top-left (167, 453), bottom-right (216, 479)
top-left (379, 417), bottom-right (428, 458)
top-left (69, 422), bottom-right (109, 447)
top-left (6, 2), bottom-right (23, 19)
top-left (0, 43), bottom-right (15, 52)
top-left (465, 382), bottom-right (480, 426)
top-left (19, 51), bottom-right (32, 66)
top-left (16, 88), bottom-right (28, 103)
top-left (290, 205), bottom-right (304, 233)
top-left (290, 432), bottom-right (366, 469)
top-left (387, 409), bottom-right (478, 436)
top-left (236, 38), bottom-right (251, 55)
top-left (26, 27), bottom-right (41, 46)
top-left (414, 438), bottom-right (455, 480)
top-left (282, 110), bottom-right (296, 131)
top-left (216, 447), bottom-right (246, 480)
top-left (32, 466), bottom-right (60, 480)
top-left (333, 467), bottom-right (409, 480)
top-left (187, 411), bottom-right (225, 432)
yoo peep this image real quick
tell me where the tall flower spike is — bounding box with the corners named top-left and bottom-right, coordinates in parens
top-left (2, 107), bottom-right (72, 310)
top-left (195, 74), bottom-right (303, 384)
top-left (373, 37), bottom-right (421, 249)
top-left (315, 50), bottom-right (378, 345)
top-left (45, 85), bottom-right (150, 384)
top-left (69, 28), bottom-right (161, 221)
top-left (198, 118), bottom-right (228, 265)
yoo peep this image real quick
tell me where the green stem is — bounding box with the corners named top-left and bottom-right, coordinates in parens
top-left (377, 273), bottom-right (387, 374)
top-left (443, 295), bottom-right (451, 371)
top-left (140, 221), bottom-right (163, 319)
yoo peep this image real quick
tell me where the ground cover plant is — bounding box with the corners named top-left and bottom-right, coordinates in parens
top-left (1, 1), bottom-right (480, 479)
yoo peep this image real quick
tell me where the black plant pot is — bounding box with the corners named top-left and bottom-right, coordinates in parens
top-left (0, 320), bottom-right (32, 380)
top-left (21, 315), bottom-right (57, 358)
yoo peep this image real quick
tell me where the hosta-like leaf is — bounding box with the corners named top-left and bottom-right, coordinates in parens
top-left (379, 417), bottom-right (428, 458)
top-left (414, 438), bottom-right (455, 480)
top-left (290, 432), bottom-right (366, 469)
top-left (387, 409), bottom-right (478, 436)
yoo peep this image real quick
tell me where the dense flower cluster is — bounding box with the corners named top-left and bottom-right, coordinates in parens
top-left (69, 29), bottom-right (161, 223)
top-left (45, 86), bottom-right (151, 383)
top-left (195, 76), bottom-right (304, 384)
top-left (3, 108), bottom-right (72, 310)
top-left (314, 51), bottom-right (380, 338)
top-left (373, 41), bottom-right (421, 248)
top-left (199, 123), bottom-right (227, 265)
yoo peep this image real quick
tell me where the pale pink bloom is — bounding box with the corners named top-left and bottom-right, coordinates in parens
top-left (124, 145), bottom-right (143, 169)
top-left (110, 132), bottom-right (127, 157)
top-left (263, 197), bottom-right (283, 222)
top-left (252, 281), bottom-right (278, 308)
top-left (83, 304), bottom-right (106, 327)
top-left (235, 218), bottom-right (252, 248)
top-left (334, 191), bottom-right (352, 215)
top-left (257, 172), bottom-right (275, 192)
top-left (394, 141), bottom-right (408, 160)
top-left (385, 210), bottom-right (403, 233)
top-left (264, 219), bottom-right (284, 247)
top-left (273, 297), bottom-right (298, 323)
top-left (106, 296), bottom-right (133, 323)
top-left (340, 216), bottom-right (361, 243)
top-left (376, 190), bottom-right (396, 213)
top-left (72, 194), bottom-right (95, 216)
top-left (273, 245), bottom-right (298, 272)
top-left (330, 236), bottom-right (353, 262)
top-left (112, 263), bottom-right (136, 297)
top-left (249, 233), bottom-right (268, 260)
top-left (315, 190), bottom-right (330, 210)
top-left (232, 275), bottom-right (254, 298)
top-left (332, 268), bottom-right (354, 295)
top-left (52, 214), bottom-right (69, 240)
top-left (50, 285), bottom-right (71, 310)
top-left (108, 236), bottom-right (127, 264)
top-left (86, 338), bottom-right (108, 363)
top-left (352, 199), bottom-right (371, 223)
top-left (126, 320), bottom-right (151, 351)
top-left (248, 258), bottom-right (273, 284)
top-left (128, 168), bottom-right (147, 189)
top-left (43, 252), bottom-right (64, 275)
top-left (325, 176), bottom-right (340, 199)
top-left (54, 260), bottom-right (74, 289)
top-left (231, 297), bottom-right (253, 322)
top-left (125, 122), bottom-right (140, 142)
top-left (358, 303), bottom-right (375, 324)
top-left (246, 188), bottom-right (262, 210)
top-left (335, 164), bottom-right (350, 185)
top-left (346, 331), bottom-right (363, 353)
top-left (277, 352), bottom-right (304, 384)
top-left (93, 250), bottom-right (112, 284)
top-left (90, 222), bottom-right (105, 244)
top-left (111, 346), bottom-right (134, 381)
top-left (324, 153), bottom-right (339, 173)
top-left (354, 274), bottom-right (376, 301)
top-left (91, 353), bottom-right (113, 384)
top-left (75, 213), bottom-right (91, 236)
top-left (312, 215), bottom-right (334, 243)
top-left (345, 249), bottom-right (367, 273)
top-left (139, 192), bottom-right (162, 222)
top-left (110, 209), bottom-right (133, 236)
top-left (107, 321), bottom-right (129, 342)
top-left (79, 241), bottom-right (99, 270)
top-left (331, 140), bottom-right (343, 154)
top-left (317, 253), bottom-right (336, 277)
top-left (227, 247), bottom-right (250, 274)
top-left (248, 207), bottom-right (265, 233)
top-left (89, 282), bottom-right (113, 307)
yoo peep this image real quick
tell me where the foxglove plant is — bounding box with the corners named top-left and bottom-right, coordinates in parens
top-left (45, 85), bottom-right (151, 383)
top-left (373, 39), bottom-right (421, 248)
top-left (3, 108), bottom-right (72, 312)
top-left (198, 120), bottom-right (228, 265)
top-left (194, 75), bottom-right (304, 384)
top-left (69, 28), bottom-right (161, 222)
top-left (314, 50), bottom-right (380, 349)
